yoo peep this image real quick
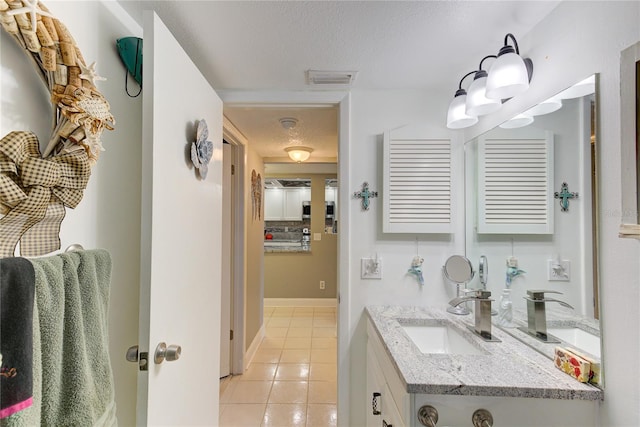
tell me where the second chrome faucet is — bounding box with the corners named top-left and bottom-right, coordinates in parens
top-left (449, 289), bottom-right (501, 342)
top-left (519, 289), bottom-right (574, 343)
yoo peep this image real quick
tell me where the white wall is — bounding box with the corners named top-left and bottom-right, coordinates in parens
top-left (1, 2), bottom-right (142, 425)
top-left (345, 3), bottom-right (640, 426)
top-left (345, 89), bottom-right (464, 424)
top-left (468, 3), bottom-right (640, 425)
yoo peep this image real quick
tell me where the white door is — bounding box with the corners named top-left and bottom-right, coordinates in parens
top-left (137, 11), bottom-right (223, 426)
top-left (220, 143), bottom-right (232, 378)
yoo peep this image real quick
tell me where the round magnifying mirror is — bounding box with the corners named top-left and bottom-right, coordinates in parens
top-left (443, 255), bottom-right (474, 284)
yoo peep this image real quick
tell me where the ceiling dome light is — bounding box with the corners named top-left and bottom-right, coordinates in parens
top-left (466, 55), bottom-right (502, 116)
top-left (524, 96), bottom-right (562, 116)
top-left (285, 146), bottom-right (313, 162)
top-left (499, 113), bottom-right (534, 129)
top-left (555, 75), bottom-right (596, 99)
top-left (485, 33), bottom-right (533, 100)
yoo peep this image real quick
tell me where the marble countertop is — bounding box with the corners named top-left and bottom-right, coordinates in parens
top-left (365, 305), bottom-right (603, 400)
top-left (264, 244), bottom-right (310, 253)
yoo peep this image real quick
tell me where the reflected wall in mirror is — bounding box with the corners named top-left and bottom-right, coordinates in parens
top-left (464, 75), bottom-right (601, 364)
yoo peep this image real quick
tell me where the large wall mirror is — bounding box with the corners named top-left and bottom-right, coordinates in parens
top-left (464, 75), bottom-right (602, 372)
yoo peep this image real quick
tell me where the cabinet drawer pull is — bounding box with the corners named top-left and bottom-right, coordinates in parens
top-left (383, 420), bottom-right (392, 427)
top-left (372, 392), bottom-right (381, 415)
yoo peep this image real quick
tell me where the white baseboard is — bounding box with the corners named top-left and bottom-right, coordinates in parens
top-left (264, 298), bottom-right (337, 308)
top-left (244, 324), bottom-right (265, 371)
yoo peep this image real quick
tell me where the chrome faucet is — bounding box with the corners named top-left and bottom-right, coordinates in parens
top-left (519, 290), bottom-right (574, 343)
top-left (449, 290), bottom-right (501, 342)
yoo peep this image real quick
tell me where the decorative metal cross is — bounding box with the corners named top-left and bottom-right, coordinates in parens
top-left (554, 182), bottom-right (578, 212)
top-left (354, 181), bottom-right (378, 211)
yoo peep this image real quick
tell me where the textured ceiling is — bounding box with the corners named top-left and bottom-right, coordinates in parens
top-left (116, 1), bottom-right (560, 161)
top-left (224, 106), bottom-right (338, 161)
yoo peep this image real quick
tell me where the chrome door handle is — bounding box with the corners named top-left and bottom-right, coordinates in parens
top-left (154, 342), bottom-right (182, 364)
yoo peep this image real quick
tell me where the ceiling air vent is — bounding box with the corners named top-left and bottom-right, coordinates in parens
top-left (306, 70), bottom-right (358, 86)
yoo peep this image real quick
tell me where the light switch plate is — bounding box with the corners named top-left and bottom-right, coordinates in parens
top-left (361, 258), bottom-right (382, 279)
top-left (313, 233), bottom-right (321, 241)
top-left (547, 259), bottom-right (570, 281)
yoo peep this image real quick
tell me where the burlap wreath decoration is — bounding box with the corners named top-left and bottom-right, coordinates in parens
top-left (0, 0), bottom-right (115, 257)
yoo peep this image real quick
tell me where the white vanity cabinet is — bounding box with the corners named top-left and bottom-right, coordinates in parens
top-left (366, 311), bottom-right (600, 427)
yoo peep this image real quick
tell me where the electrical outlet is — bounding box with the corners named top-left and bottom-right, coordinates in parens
top-left (320, 280), bottom-right (326, 290)
top-left (361, 258), bottom-right (382, 279)
top-left (547, 259), bottom-right (571, 281)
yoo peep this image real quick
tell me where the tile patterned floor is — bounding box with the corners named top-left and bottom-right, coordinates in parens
top-left (220, 306), bottom-right (337, 427)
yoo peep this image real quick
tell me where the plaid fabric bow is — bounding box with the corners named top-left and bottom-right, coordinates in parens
top-left (0, 131), bottom-right (90, 257)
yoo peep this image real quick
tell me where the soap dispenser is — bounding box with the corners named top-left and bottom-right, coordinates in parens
top-left (497, 256), bottom-right (525, 328)
top-left (497, 288), bottom-right (514, 328)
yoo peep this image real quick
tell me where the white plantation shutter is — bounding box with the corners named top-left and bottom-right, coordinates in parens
top-left (383, 127), bottom-right (454, 233)
top-left (478, 132), bottom-right (554, 234)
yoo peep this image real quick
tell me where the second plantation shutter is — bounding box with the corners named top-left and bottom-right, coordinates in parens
top-left (478, 132), bottom-right (554, 234)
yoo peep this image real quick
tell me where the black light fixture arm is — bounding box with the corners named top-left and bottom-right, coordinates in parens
top-left (504, 33), bottom-right (520, 54)
top-left (457, 70), bottom-right (477, 91)
top-left (478, 55), bottom-right (497, 71)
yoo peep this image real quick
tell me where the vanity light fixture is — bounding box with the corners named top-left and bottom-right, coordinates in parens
top-left (485, 33), bottom-right (534, 100)
top-left (465, 55), bottom-right (502, 117)
top-left (446, 33), bottom-right (533, 130)
top-left (285, 146), bottom-right (313, 162)
top-left (446, 71), bottom-right (479, 129)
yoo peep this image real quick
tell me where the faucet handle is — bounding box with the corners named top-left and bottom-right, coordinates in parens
top-left (464, 288), bottom-right (492, 299)
top-left (526, 289), bottom-right (562, 300)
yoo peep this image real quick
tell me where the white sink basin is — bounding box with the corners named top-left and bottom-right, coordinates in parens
top-left (548, 327), bottom-right (601, 358)
top-left (401, 324), bottom-right (484, 355)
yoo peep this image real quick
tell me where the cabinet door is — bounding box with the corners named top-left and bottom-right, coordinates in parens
top-left (284, 189), bottom-right (303, 220)
top-left (264, 188), bottom-right (284, 220)
top-left (366, 345), bottom-right (385, 427)
top-left (366, 344), bottom-right (406, 427)
top-left (381, 382), bottom-right (405, 427)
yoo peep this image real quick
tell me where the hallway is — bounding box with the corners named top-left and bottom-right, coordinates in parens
top-left (219, 306), bottom-right (337, 426)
